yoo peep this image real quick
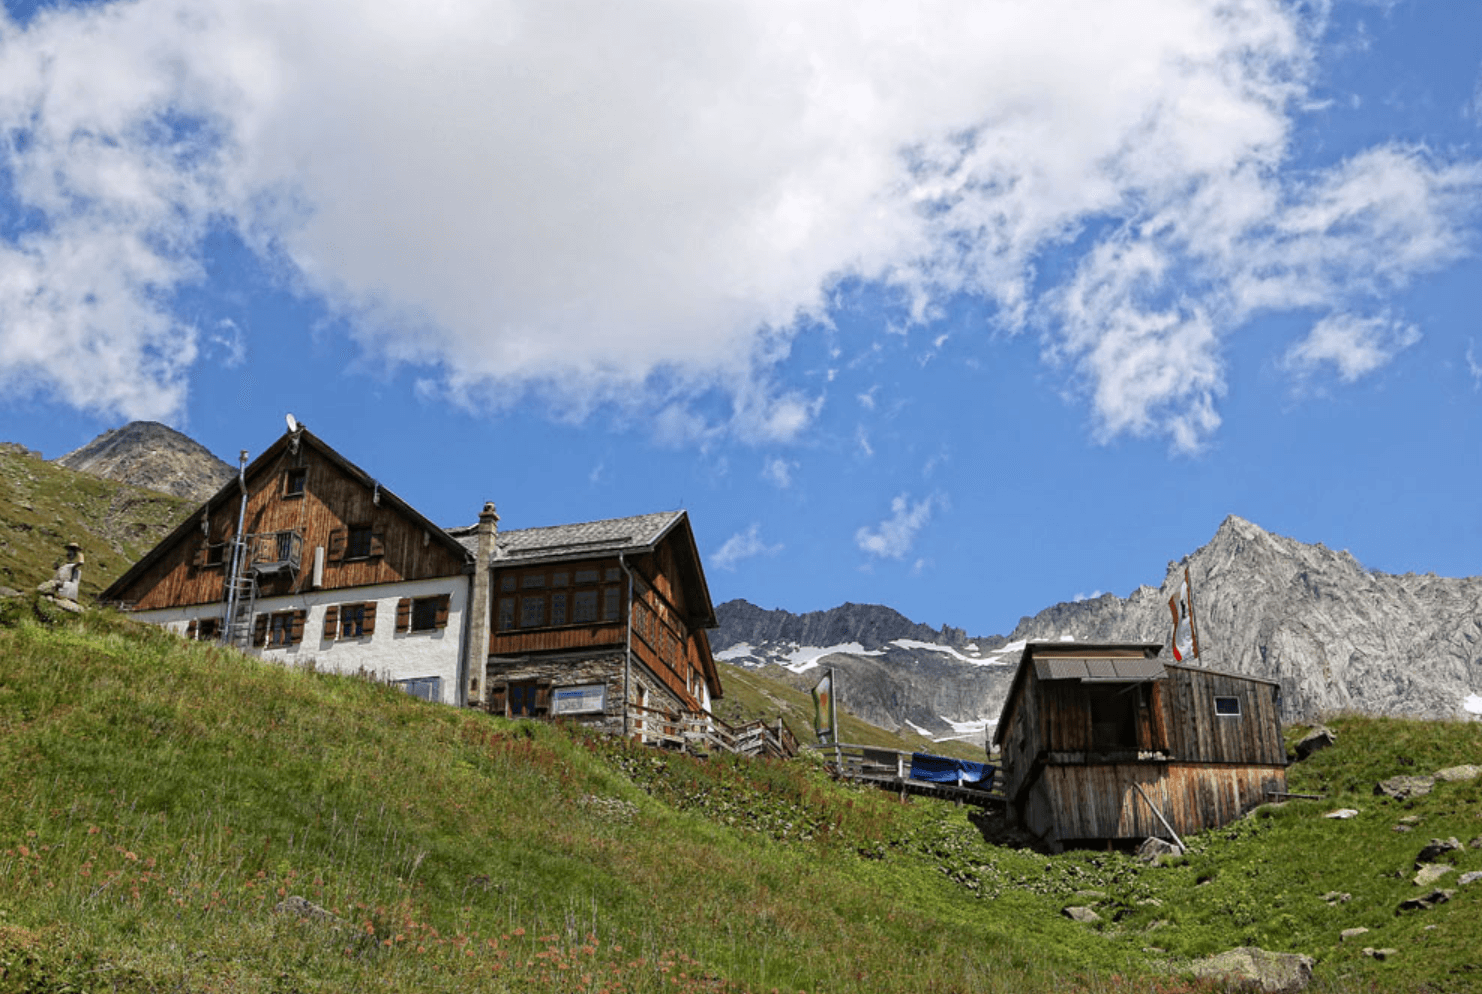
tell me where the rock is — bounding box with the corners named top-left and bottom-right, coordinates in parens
top-left (1399, 815), bottom-right (1423, 825)
top-left (1362, 948), bottom-right (1400, 961)
top-left (1320, 891), bottom-right (1352, 905)
top-left (1187, 947), bottom-right (1315, 993)
top-left (273, 895), bottom-right (340, 924)
top-left (1392, 824), bottom-right (1413, 833)
top-left (1458, 871), bottom-right (1482, 886)
top-left (1137, 898), bottom-right (1164, 907)
top-left (1324, 808), bottom-right (1360, 819)
top-left (1376, 776), bottom-right (1435, 801)
top-left (1294, 726), bottom-right (1337, 761)
top-left (1413, 864), bottom-right (1454, 886)
top-left (1339, 927), bottom-right (1370, 942)
top-left (1433, 765), bottom-right (1481, 783)
top-left (39, 596), bottom-right (83, 614)
top-left (1415, 837), bottom-right (1462, 866)
top-left (1136, 837), bottom-right (1182, 862)
top-left (0, 586), bottom-right (21, 599)
top-left (1398, 889), bottom-right (1455, 912)
top-left (1470, 836), bottom-right (1482, 850)
top-left (1062, 906), bottom-right (1101, 923)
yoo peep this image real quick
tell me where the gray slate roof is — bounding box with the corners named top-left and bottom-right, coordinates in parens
top-left (1033, 656), bottom-right (1169, 682)
top-left (449, 510), bottom-right (686, 565)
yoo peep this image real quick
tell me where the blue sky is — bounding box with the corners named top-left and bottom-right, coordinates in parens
top-left (2, 0), bottom-right (1479, 637)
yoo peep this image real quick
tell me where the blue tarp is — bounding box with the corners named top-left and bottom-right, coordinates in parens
top-left (908, 753), bottom-right (994, 785)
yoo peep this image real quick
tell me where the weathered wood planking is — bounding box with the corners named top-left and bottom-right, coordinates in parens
top-left (114, 441), bottom-right (466, 610)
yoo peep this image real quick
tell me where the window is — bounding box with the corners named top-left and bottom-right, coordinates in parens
top-left (492, 564), bottom-right (622, 631)
top-left (602, 586), bottom-right (621, 622)
top-left (520, 595), bottom-right (545, 628)
top-left (395, 595), bottom-right (449, 633)
top-left (550, 591), bottom-right (567, 625)
top-left (1215, 696), bottom-right (1242, 717)
top-left (196, 617), bottom-right (220, 641)
top-left (573, 590), bottom-right (598, 623)
top-left (398, 677), bottom-right (441, 702)
top-left (203, 542), bottom-right (227, 568)
top-left (284, 467), bottom-right (307, 498)
top-left (509, 681), bottom-right (539, 716)
top-left (346, 525), bottom-right (373, 560)
top-left (256, 610), bottom-right (304, 648)
top-left (1088, 686), bottom-right (1138, 751)
top-left (497, 597), bottom-right (516, 631)
top-left (341, 603), bottom-right (366, 638)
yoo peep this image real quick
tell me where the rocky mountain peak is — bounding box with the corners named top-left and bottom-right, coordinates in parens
top-left (55, 422), bottom-right (234, 504)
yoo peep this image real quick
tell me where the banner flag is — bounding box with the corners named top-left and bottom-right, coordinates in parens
top-left (1168, 566), bottom-right (1199, 662)
top-left (811, 671), bottom-right (834, 743)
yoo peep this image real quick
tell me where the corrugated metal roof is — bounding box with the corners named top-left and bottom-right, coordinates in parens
top-left (1033, 656), bottom-right (1168, 682)
top-left (449, 510), bottom-right (685, 563)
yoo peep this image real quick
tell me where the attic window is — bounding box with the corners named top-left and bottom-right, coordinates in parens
top-left (1215, 696), bottom-right (1242, 717)
top-left (346, 525), bottom-right (373, 559)
top-left (284, 468), bottom-right (307, 498)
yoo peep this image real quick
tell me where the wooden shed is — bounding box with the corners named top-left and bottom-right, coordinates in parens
top-left (992, 641), bottom-right (1286, 851)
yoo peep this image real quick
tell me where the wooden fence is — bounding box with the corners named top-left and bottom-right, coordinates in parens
top-left (811, 742), bottom-right (1005, 806)
top-left (628, 704), bottom-right (799, 760)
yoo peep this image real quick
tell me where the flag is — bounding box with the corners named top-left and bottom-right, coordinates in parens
top-left (811, 671), bottom-right (834, 743)
top-left (1168, 567), bottom-right (1199, 662)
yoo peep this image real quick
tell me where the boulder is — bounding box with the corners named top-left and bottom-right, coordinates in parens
top-left (1324, 809), bottom-right (1359, 820)
top-left (1136, 837), bottom-right (1182, 862)
top-left (1339, 927), bottom-right (1370, 942)
top-left (1413, 864), bottom-right (1454, 887)
top-left (1398, 889), bottom-right (1455, 912)
top-left (1375, 775), bottom-right (1435, 801)
top-left (1293, 726), bottom-right (1337, 762)
top-left (1433, 765), bottom-right (1481, 783)
top-left (1458, 871), bottom-right (1482, 886)
top-left (1415, 837), bottom-right (1462, 867)
top-left (1062, 906), bottom-right (1101, 923)
top-left (1187, 947), bottom-right (1315, 993)
top-left (1362, 948), bottom-right (1399, 961)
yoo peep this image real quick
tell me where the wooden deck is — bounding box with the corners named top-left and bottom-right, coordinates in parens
top-left (628, 704), bottom-right (799, 760)
top-left (812, 743), bottom-right (1006, 807)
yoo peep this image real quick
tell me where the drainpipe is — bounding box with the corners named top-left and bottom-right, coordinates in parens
top-left (618, 553), bottom-right (634, 739)
top-left (220, 450), bottom-right (249, 645)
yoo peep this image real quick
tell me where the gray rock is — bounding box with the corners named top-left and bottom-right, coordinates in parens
top-left (1392, 824), bottom-right (1414, 833)
top-left (1136, 837), bottom-right (1183, 862)
top-left (1376, 775), bottom-right (1435, 801)
top-left (1413, 864), bottom-right (1454, 886)
top-left (1339, 927), bottom-right (1370, 941)
top-left (1398, 889), bottom-right (1456, 912)
top-left (1458, 871), bottom-right (1482, 886)
top-left (1294, 726), bottom-right (1337, 761)
top-left (1415, 837), bottom-right (1462, 866)
top-left (1320, 891), bottom-right (1351, 905)
top-left (1399, 815), bottom-right (1423, 825)
top-left (1434, 765), bottom-right (1481, 783)
top-left (0, 586), bottom-right (21, 599)
top-left (1062, 906), bottom-right (1101, 923)
top-left (1187, 947), bottom-right (1315, 993)
top-left (1324, 808), bottom-right (1360, 819)
top-left (1362, 948), bottom-right (1399, 961)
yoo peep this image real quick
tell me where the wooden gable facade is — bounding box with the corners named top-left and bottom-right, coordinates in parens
top-left (103, 429), bottom-right (470, 611)
top-left (993, 641), bottom-right (1286, 851)
top-left (471, 511), bottom-right (722, 726)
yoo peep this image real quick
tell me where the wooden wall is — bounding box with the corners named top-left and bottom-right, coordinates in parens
top-left (1023, 762), bottom-right (1287, 846)
top-left (1159, 666), bottom-right (1284, 765)
top-left (116, 443), bottom-right (467, 610)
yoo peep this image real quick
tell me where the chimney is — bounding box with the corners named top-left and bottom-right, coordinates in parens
top-left (461, 502), bottom-right (499, 708)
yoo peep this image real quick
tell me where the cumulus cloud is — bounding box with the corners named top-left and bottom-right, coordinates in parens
top-left (1282, 313), bottom-right (1420, 383)
top-left (711, 523), bottom-right (783, 571)
top-left (0, 0), bottom-right (1477, 444)
top-left (855, 492), bottom-right (939, 560)
top-left (761, 457), bottom-right (796, 489)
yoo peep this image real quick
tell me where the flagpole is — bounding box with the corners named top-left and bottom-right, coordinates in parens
top-left (830, 666), bottom-right (841, 771)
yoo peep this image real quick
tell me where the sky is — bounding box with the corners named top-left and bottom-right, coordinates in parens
top-left (1, 0), bottom-right (1480, 638)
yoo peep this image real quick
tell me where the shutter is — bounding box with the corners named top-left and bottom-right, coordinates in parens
top-left (323, 605), bottom-right (339, 640)
top-left (362, 602), bottom-right (377, 635)
top-left (489, 683), bottom-right (507, 716)
top-left (290, 610), bottom-right (306, 645)
top-left (434, 594), bottom-right (450, 629)
top-left (535, 682), bottom-right (552, 714)
top-left (253, 615), bottom-right (268, 647)
top-left (191, 543), bottom-right (206, 569)
top-left (396, 598), bottom-right (411, 633)
top-left (328, 528), bottom-right (347, 562)
top-left (369, 533), bottom-right (385, 557)
top-left (186, 619), bottom-right (197, 640)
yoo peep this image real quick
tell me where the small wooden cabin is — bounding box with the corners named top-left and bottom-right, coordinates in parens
top-left (992, 641), bottom-right (1286, 851)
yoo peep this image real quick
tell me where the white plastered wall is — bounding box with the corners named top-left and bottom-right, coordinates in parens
top-left (131, 576), bottom-right (469, 705)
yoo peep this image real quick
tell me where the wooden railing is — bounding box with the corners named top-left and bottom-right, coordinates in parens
top-left (627, 704), bottom-right (799, 760)
top-left (810, 742), bottom-right (1005, 802)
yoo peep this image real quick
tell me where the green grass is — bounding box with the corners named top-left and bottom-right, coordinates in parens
top-left (2, 606), bottom-right (1480, 993)
top-left (0, 450), bottom-right (193, 597)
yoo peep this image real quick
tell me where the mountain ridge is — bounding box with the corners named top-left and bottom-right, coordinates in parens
top-left (55, 421), bottom-right (234, 503)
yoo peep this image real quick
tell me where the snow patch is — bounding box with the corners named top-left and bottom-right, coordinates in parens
top-left (890, 638), bottom-right (1015, 666)
top-left (1464, 693), bottom-right (1482, 716)
top-left (715, 642), bottom-right (757, 662)
top-left (903, 719), bottom-right (933, 738)
top-left (781, 642), bottom-right (882, 673)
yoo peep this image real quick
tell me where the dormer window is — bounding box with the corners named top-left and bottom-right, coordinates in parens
top-left (284, 467), bottom-right (307, 498)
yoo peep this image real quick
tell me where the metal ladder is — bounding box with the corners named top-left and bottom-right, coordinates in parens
top-left (224, 568), bottom-right (259, 650)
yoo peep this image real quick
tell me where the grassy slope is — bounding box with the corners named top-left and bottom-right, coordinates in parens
top-left (713, 660), bottom-right (987, 762)
top-left (0, 450), bottom-right (194, 597)
top-left (2, 607), bottom-right (1480, 993)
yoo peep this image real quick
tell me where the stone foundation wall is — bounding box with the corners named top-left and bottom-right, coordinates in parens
top-left (483, 651), bottom-right (687, 736)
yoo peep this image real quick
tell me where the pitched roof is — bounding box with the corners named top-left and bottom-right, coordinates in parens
top-left (449, 510), bottom-right (686, 562)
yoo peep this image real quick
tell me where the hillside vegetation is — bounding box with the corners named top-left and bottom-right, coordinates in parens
top-left (0, 447), bottom-right (193, 597)
top-left (2, 603), bottom-right (1481, 993)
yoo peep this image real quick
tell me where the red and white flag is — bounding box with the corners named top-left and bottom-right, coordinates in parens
top-left (1168, 567), bottom-right (1199, 662)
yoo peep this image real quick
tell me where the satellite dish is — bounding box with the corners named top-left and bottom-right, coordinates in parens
top-left (285, 413), bottom-right (300, 434)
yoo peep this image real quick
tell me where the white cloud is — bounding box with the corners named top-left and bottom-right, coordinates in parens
top-left (856, 386), bottom-right (878, 410)
top-left (208, 319), bottom-right (247, 368)
top-left (761, 457), bottom-right (796, 489)
top-left (0, 0), bottom-right (1477, 445)
top-left (1282, 313), bottom-right (1420, 383)
top-left (711, 523), bottom-right (783, 571)
top-left (855, 425), bottom-right (874, 458)
top-left (855, 492), bottom-right (939, 560)
top-left (1466, 339), bottom-right (1482, 390)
